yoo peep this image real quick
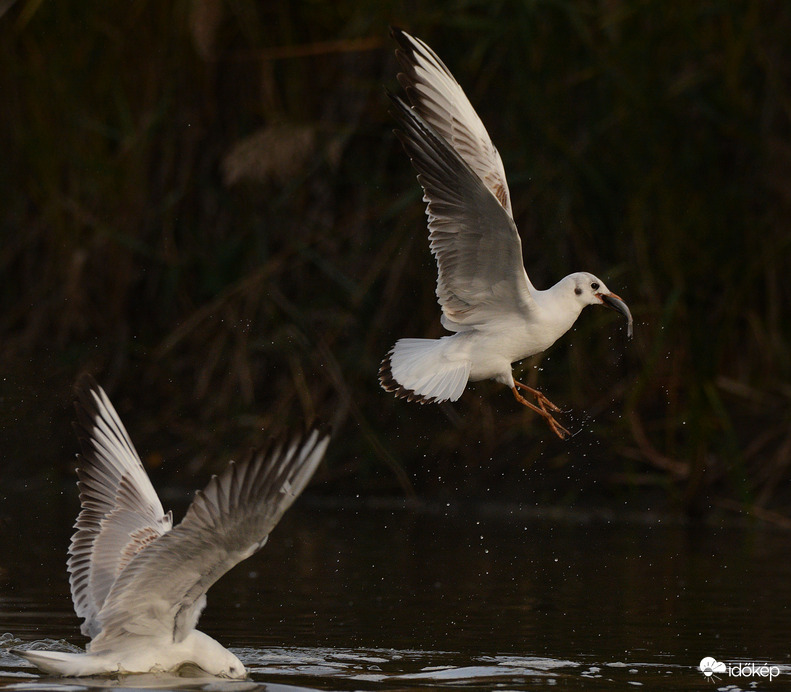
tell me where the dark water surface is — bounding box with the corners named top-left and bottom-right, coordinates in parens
top-left (1, 489), bottom-right (789, 690)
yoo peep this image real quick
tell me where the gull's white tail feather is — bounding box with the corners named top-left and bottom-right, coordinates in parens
top-left (379, 338), bottom-right (470, 404)
top-left (13, 650), bottom-right (101, 677)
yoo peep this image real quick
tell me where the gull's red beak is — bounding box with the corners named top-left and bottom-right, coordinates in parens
top-left (598, 292), bottom-right (633, 338)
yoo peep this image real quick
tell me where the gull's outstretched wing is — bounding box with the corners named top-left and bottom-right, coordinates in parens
top-left (68, 375), bottom-right (173, 639)
top-left (392, 27), bottom-right (513, 218)
top-left (390, 93), bottom-right (535, 330)
top-left (88, 426), bottom-right (330, 651)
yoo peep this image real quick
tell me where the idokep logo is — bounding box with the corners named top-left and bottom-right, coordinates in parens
top-left (699, 657), bottom-right (726, 679)
top-left (699, 657), bottom-right (780, 682)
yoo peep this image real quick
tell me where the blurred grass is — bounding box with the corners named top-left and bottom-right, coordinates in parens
top-left (1, 0), bottom-right (790, 516)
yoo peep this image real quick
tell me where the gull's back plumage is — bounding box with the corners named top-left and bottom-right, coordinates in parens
top-left (15, 376), bottom-right (329, 677)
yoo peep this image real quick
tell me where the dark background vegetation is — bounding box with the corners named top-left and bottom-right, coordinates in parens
top-left (1, 0), bottom-right (789, 519)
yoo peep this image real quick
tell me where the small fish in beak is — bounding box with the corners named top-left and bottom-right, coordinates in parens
top-left (599, 293), bottom-right (633, 338)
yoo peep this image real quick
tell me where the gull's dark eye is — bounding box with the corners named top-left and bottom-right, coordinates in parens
top-left (591, 282), bottom-right (600, 291)
top-left (574, 287), bottom-right (582, 296)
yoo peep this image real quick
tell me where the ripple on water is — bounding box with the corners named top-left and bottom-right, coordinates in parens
top-left (238, 646), bottom-right (698, 690)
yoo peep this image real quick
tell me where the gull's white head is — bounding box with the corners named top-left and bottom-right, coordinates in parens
top-left (568, 272), bottom-right (633, 337)
top-left (217, 650), bottom-right (246, 680)
top-left (184, 631), bottom-right (247, 679)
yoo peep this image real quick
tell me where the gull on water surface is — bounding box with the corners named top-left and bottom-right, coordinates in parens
top-left (14, 375), bottom-right (329, 678)
top-left (379, 28), bottom-right (633, 438)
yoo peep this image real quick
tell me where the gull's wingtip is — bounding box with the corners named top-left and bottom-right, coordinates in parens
top-left (72, 374), bottom-right (106, 448)
top-left (390, 25), bottom-right (407, 43)
top-left (305, 420), bottom-right (332, 453)
top-left (72, 373), bottom-right (113, 426)
top-left (73, 372), bottom-right (102, 402)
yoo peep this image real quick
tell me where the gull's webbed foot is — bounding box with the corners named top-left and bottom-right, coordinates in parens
top-left (512, 382), bottom-right (570, 440)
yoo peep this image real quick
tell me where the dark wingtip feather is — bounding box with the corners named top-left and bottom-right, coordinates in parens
top-left (389, 25), bottom-right (407, 43)
top-left (389, 25), bottom-right (420, 65)
top-left (73, 374), bottom-right (102, 422)
top-left (71, 375), bottom-right (106, 470)
top-left (387, 90), bottom-right (468, 177)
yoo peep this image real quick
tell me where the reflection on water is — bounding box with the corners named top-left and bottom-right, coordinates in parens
top-left (1, 488), bottom-right (791, 690)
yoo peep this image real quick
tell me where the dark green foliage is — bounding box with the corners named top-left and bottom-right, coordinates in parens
top-left (1, 0), bottom-right (789, 516)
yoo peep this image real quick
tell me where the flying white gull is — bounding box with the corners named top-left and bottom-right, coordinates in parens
top-left (379, 28), bottom-right (633, 438)
top-left (14, 375), bottom-right (329, 678)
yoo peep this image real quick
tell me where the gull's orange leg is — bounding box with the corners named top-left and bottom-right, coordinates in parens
top-left (511, 383), bottom-right (570, 440)
top-left (514, 380), bottom-right (562, 412)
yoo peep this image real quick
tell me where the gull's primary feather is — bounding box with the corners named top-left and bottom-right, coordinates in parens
top-left (392, 27), bottom-right (514, 216)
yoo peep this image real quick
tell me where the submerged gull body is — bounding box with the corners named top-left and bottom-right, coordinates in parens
top-left (14, 376), bottom-right (329, 678)
top-left (379, 28), bottom-right (632, 438)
